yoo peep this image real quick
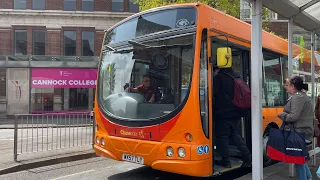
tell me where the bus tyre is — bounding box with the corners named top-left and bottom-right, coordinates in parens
top-left (263, 126), bottom-right (275, 166)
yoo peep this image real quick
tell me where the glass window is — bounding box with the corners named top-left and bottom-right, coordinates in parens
top-left (82, 0), bottom-right (94, 11)
top-left (129, 0), bottom-right (139, 13)
top-left (69, 88), bottom-right (89, 110)
top-left (64, 31), bottom-right (76, 56)
top-left (15, 30), bottom-right (27, 55)
top-left (200, 29), bottom-right (209, 137)
top-left (82, 31), bottom-right (94, 56)
top-left (64, 0), bottom-right (76, 11)
top-left (112, 0), bottom-right (124, 12)
top-left (98, 34), bottom-right (195, 120)
top-left (31, 88), bottom-right (92, 112)
top-left (104, 8), bottom-right (197, 45)
top-left (14, 0), bottom-right (26, 9)
top-left (32, 0), bottom-right (45, 10)
top-left (31, 88), bottom-right (55, 112)
top-left (263, 51), bottom-right (285, 106)
top-left (33, 30), bottom-right (46, 55)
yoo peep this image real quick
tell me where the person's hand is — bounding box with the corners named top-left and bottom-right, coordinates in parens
top-left (277, 112), bottom-right (282, 118)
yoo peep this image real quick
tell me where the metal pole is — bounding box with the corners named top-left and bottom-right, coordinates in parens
top-left (14, 115), bottom-right (18, 162)
top-left (311, 31), bottom-right (316, 166)
top-left (251, 0), bottom-right (263, 179)
top-left (288, 18), bottom-right (293, 76)
top-left (92, 115), bottom-right (95, 149)
top-left (288, 17), bottom-right (295, 178)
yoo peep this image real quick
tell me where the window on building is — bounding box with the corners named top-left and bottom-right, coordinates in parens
top-left (32, 0), bottom-right (45, 10)
top-left (82, 31), bottom-right (94, 56)
top-left (267, 11), bottom-right (278, 20)
top-left (240, 9), bottom-right (251, 19)
top-left (14, 0), bottom-right (26, 9)
top-left (64, 0), bottom-right (76, 11)
top-left (82, 0), bottom-right (94, 11)
top-left (15, 30), bottom-right (27, 55)
top-left (112, 0), bottom-right (124, 12)
top-left (262, 50), bottom-right (285, 107)
top-left (64, 31), bottom-right (76, 56)
top-left (33, 30), bottom-right (46, 55)
top-left (129, 0), bottom-right (139, 13)
top-left (293, 35), bottom-right (301, 45)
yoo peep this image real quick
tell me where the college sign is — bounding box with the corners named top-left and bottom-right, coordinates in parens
top-left (31, 68), bottom-right (98, 88)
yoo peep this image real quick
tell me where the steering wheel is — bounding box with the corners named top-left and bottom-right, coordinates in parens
top-left (124, 92), bottom-right (148, 103)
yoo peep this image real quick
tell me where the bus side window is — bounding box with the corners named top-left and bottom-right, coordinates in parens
top-left (262, 50), bottom-right (285, 107)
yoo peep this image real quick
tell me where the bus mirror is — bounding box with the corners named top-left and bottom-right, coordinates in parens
top-left (217, 47), bottom-right (232, 68)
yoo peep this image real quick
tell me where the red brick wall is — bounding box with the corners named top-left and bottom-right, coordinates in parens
top-left (94, 0), bottom-right (111, 11)
top-left (266, 22), bottom-right (288, 39)
top-left (0, 0), bottom-right (13, 9)
top-left (0, 29), bottom-right (12, 55)
top-left (27, 29), bottom-right (32, 54)
top-left (46, 29), bottom-right (62, 56)
top-left (95, 31), bottom-right (105, 56)
top-left (124, 0), bottom-right (129, 12)
top-left (26, 0), bottom-right (32, 9)
top-left (76, 0), bottom-right (81, 11)
top-left (76, 30), bottom-right (82, 56)
top-left (46, 0), bottom-right (63, 10)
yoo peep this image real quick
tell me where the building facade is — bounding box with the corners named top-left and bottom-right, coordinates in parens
top-left (0, 0), bottom-right (138, 117)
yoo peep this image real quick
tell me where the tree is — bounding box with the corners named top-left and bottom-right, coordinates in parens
top-left (135, 0), bottom-right (273, 31)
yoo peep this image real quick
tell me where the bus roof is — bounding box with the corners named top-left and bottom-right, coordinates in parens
top-left (105, 2), bottom-right (317, 65)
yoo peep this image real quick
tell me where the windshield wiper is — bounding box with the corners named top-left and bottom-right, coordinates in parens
top-left (103, 45), bottom-right (116, 52)
top-left (128, 39), bottom-right (191, 49)
top-left (128, 40), bottom-right (151, 48)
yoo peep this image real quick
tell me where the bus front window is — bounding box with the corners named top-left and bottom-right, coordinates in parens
top-left (98, 34), bottom-right (194, 120)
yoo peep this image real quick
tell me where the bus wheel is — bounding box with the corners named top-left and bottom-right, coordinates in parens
top-left (262, 126), bottom-right (275, 166)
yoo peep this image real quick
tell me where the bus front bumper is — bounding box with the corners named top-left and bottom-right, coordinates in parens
top-left (94, 145), bottom-right (118, 160)
top-left (94, 145), bottom-right (211, 177)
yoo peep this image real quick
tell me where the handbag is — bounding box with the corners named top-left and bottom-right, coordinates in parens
top-left (266, 122), bottom-right (309, 165)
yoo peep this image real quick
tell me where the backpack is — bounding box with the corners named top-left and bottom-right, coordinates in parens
top-left (222, 72), bottom-right (251, 110)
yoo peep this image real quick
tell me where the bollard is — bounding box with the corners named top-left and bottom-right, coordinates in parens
top-left (92, 117), bottom-right (95, 149)
top-left (13, 115), bottom-right (18, 162)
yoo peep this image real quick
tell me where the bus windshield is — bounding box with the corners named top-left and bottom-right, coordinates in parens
top-left (98, 34), bottom-right (195, 120)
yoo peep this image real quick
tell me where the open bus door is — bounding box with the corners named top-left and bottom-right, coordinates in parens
top-left (208, 32), bottom-right (252, 175)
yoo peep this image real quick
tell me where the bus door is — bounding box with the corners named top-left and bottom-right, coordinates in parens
top-left (229, 49), bottom-right (252, 157)
top-left (209, 35), bottom-right (252, 174)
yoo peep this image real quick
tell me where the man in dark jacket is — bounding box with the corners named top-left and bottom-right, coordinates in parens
top-left (213, 67), bottom-right (251, 168)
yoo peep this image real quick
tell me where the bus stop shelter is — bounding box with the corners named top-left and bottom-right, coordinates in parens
top-left (249, 0), bottom-right (320, 179)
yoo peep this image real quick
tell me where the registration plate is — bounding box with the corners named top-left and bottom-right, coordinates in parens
top-left (122, 153), bottom-right (144, 164)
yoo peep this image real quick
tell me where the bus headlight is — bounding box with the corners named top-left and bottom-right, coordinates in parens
top-left (178, 147), bottom-right (186, 158)
top-left (101, 138), bottom-right (105, 146)
top-left (166, 146), bottom-right (174, 157)
top-left (96, 136), bottom-right (100, 144)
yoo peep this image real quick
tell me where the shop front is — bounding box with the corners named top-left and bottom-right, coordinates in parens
top-left (31, 68), bottom-right (97, 113)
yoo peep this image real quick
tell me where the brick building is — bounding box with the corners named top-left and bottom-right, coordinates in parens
top-left (0, 0), bottom-right (138, 117)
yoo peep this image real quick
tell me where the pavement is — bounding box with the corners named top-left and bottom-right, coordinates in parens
top-left (0, 118), bottom-right (97, 176)
top-left (1, 118), bottom-right (320, 179)
top-left (236, 156), bottom-right (320, 180)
